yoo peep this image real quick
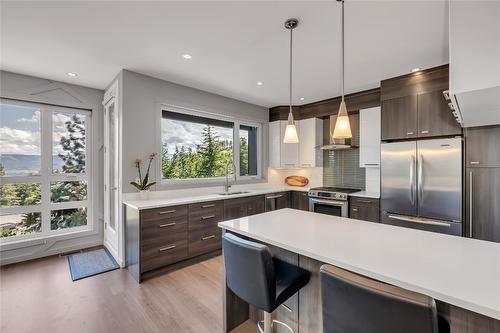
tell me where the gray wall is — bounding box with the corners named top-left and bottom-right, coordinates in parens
top-left (0, 70), bottom-right (104, 264)
top-left (120, 70), bottom-right (269, 193)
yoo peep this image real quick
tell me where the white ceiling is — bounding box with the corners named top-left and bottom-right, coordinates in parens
top-left (0, 1), bottom-right (449, 107)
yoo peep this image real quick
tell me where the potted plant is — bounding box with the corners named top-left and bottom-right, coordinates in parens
top-left (131, 153), bottom-right (157, 199)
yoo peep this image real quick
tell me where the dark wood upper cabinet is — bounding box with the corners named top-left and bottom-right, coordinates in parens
top-left (466, 126), bottom-right (500, 167)
top-left (381, 95), bottom-right (418, 140)
top-left (417, 91), bottom-right (462, 138)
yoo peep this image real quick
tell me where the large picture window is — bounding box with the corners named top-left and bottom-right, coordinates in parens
top-left (161, 108), bottom-right (261, 181)
top-left (0, 100), bottom-right (92, 239)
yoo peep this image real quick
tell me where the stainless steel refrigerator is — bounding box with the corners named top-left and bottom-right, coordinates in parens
top-left (381, 138), bottom-right (463, 235)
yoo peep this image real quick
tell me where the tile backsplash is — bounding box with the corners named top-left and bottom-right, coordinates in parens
top-left (323, 114), bottom-right (366, 190)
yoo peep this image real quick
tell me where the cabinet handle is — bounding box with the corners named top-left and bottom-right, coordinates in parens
top-left (158, 222), bottom-right (176, 228)
top-left (201, 204), bottom-right (215, 208)
top-left (201, 214), bottom-right (216, 220)
top-left (356, 199), bottom-right (372, 203)
top-left (266, 195), bottom-right (283, 199)
top-left (469, 171), bottom-right (473, 238)
top-left (352, 208), bottom-right (358, 212)
top-left (470, 161), bottom-right (480, 165)
top-left (421, 130), bottom-right (429, 134)
top-left (363, 163), bottom-right (379, 166)
top-left (201, 235), bottom-right (215, 241)
top-left (407, 132), bottom-right (414, 135)
top-left (158, 209), bottom-right (176, 215)
top-left (159, 244), bottom-right (176, 252)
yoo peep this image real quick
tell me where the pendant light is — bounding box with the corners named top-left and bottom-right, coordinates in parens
top-left (283, 18), bottom-right (299, 144)
top-left (332, 0), bottom-right (352, 139)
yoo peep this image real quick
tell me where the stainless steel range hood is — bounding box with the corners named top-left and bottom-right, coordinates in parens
top-left (321, 114), bottom-right (357, 150)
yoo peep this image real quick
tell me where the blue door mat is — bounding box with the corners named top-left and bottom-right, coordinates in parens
top-left (68, 248), bottom-right (119, 281)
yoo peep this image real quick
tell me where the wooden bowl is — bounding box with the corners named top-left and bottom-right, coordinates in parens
top-left (285, 175), bottom-right (309, 187)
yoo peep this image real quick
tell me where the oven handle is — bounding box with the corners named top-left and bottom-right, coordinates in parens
top-left (310, 198), bottom-right (347, 206)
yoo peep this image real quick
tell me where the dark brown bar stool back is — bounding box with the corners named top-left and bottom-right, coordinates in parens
top-left (223, 233), bottom-right (310, 333)
top-left (320, 264), bottom-right (450, 333)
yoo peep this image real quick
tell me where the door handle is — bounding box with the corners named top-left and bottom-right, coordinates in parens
top-left (418, 154), bottom-right (423, 206)
top-left (388, 214), bottom-right (451, 227)
top-left (469, 171), bottom-right (473, 238)
top-left (409, 155), bottom-right (415, 205)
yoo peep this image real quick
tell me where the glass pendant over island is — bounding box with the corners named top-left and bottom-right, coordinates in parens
top-left (283, 18), bottom-right (299, 144)
top-left (332, 0), bottom-right (353, 139)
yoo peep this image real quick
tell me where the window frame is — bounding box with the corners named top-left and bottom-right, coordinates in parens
top-left (0, 99), bottom-right (93, 243)
top-left (158, 104), bottom-right (262, 185)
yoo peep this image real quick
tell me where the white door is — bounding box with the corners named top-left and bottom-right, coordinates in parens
top-left (103, 85), bottom-right (122, 265)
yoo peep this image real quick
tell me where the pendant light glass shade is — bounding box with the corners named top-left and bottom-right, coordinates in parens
top-left (283, 18), bottom-right (299, 144)
top-left (283, 109), bottom-right (299, 143)
top-left (332, 0), bottom-right (353, 139)
top-left (332, 98), bottom-right (352, 139)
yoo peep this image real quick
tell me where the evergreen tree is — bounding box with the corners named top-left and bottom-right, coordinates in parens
top-left (239, 137), bottom-right (248, 176)
top-left (197, 125), bottom-right (220, 177)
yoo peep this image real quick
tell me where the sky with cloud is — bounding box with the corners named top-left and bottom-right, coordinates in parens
top-left (0, 103), bottom-right (85, 155)
top-left (161, 118), bottom-right (233, 154)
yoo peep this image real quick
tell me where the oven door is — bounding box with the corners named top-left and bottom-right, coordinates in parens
top-left (309, 198), bottom-right (348, 217)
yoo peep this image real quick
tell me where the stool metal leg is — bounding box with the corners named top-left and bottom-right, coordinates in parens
top-left (257, 311), bottom-right (294, 333)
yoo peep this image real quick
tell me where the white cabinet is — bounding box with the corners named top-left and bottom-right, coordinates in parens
top-left (449, 1), bottom-right (500, 127)
top-left (298, 118), bottom-right (323, 167)
top-left (269, 118), bottom-right (323, 168)
top-left (359, 107), bottom-right (381, 167)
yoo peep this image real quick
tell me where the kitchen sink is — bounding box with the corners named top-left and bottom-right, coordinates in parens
top-left (218, 191), bottom-right (250, 196)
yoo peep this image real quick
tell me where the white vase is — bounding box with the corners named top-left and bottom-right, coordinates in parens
top-left (138, 190), bottom-right (150, 200)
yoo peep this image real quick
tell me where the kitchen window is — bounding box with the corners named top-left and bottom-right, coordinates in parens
top-left (0, 100), bottom-right (92, 239)
top-left (161, 108), bottom-right (261, 182)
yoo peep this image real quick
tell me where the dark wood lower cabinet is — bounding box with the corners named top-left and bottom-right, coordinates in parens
top-left (349, 197), bottom-right (380, 223)
top-left (126, 195), bottom-right (266, 283)
top-left (291, 191), bottom-right (310, 211)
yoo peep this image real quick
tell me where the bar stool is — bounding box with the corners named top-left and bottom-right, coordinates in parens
top-left (222, 233), bottom-right (310, 333)
top-left (320, 264), bottom-right (450, 333)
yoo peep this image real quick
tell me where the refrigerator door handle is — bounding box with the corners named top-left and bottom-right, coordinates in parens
top-left (410, 155), bottom-right (415, 205)
top-left (387, 214), bottom-right (452, 227)
top-left (418, 154), bottom-right (424, 207)
top-left (469, 171), bottom-right (473, 238)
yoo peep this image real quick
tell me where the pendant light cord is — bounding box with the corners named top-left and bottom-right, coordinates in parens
top-left (289, 25), bottom-right (293, 116)
top-left (340, 0), bottom-right (345, 100)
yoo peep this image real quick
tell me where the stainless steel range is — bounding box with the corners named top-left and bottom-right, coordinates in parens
top-left (308, 187), bottom-right (360, 217)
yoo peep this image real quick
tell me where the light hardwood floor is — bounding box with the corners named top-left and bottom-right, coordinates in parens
top-left (0, 253), bottom-right (257, 333)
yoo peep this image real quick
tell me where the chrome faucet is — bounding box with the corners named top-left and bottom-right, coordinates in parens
top-left (224, 160), bottom-right (236, 193)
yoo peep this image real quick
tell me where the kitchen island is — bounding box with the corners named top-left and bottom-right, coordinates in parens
top-left (219, 209), bottom-right (500, 332)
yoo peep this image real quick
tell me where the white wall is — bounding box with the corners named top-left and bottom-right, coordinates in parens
top-left (267, 167), bottom-right (323, 188)
top-left (0, 71), bottom-right (104, 265)
top-left (120, 70), bottom-right (269, 193)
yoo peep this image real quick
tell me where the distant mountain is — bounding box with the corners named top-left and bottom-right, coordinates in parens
top-left (0, 154), bottom-right (65, 176)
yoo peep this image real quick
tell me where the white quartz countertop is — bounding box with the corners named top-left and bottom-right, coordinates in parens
top-left (350, 191), bottom-right (380, 199)
top-left (218, 209), bottom-right (500, 320)
top-left (123, 185), bottom-right (309, 210)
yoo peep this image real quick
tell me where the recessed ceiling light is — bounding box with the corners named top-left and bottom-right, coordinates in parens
top-left (182, 54), bottom-right (192, 59)
top-left (256, 81), bottom-right (264, 86)
top-left (411, 67), bottom-right (421, 73)
top-left (299, 97), bottom-right (305, 101)
top-left (67, 72), bottom-right (77, 77)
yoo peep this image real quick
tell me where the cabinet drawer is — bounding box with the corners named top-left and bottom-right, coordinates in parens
top-left (141, 205), bottom-right (188, 222)
top-left (350, 197), bottom-right (379, 208)
top-left (141, 239), bottom-right (188, 273)
top-left (350, 205), bottom-right (380, 223)
top-left (188, 226), bottom-right (222, 257)
top-left (188, 201), bottom-right (224, 231)
top-left (141, 217), bottom-right (187, 247)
